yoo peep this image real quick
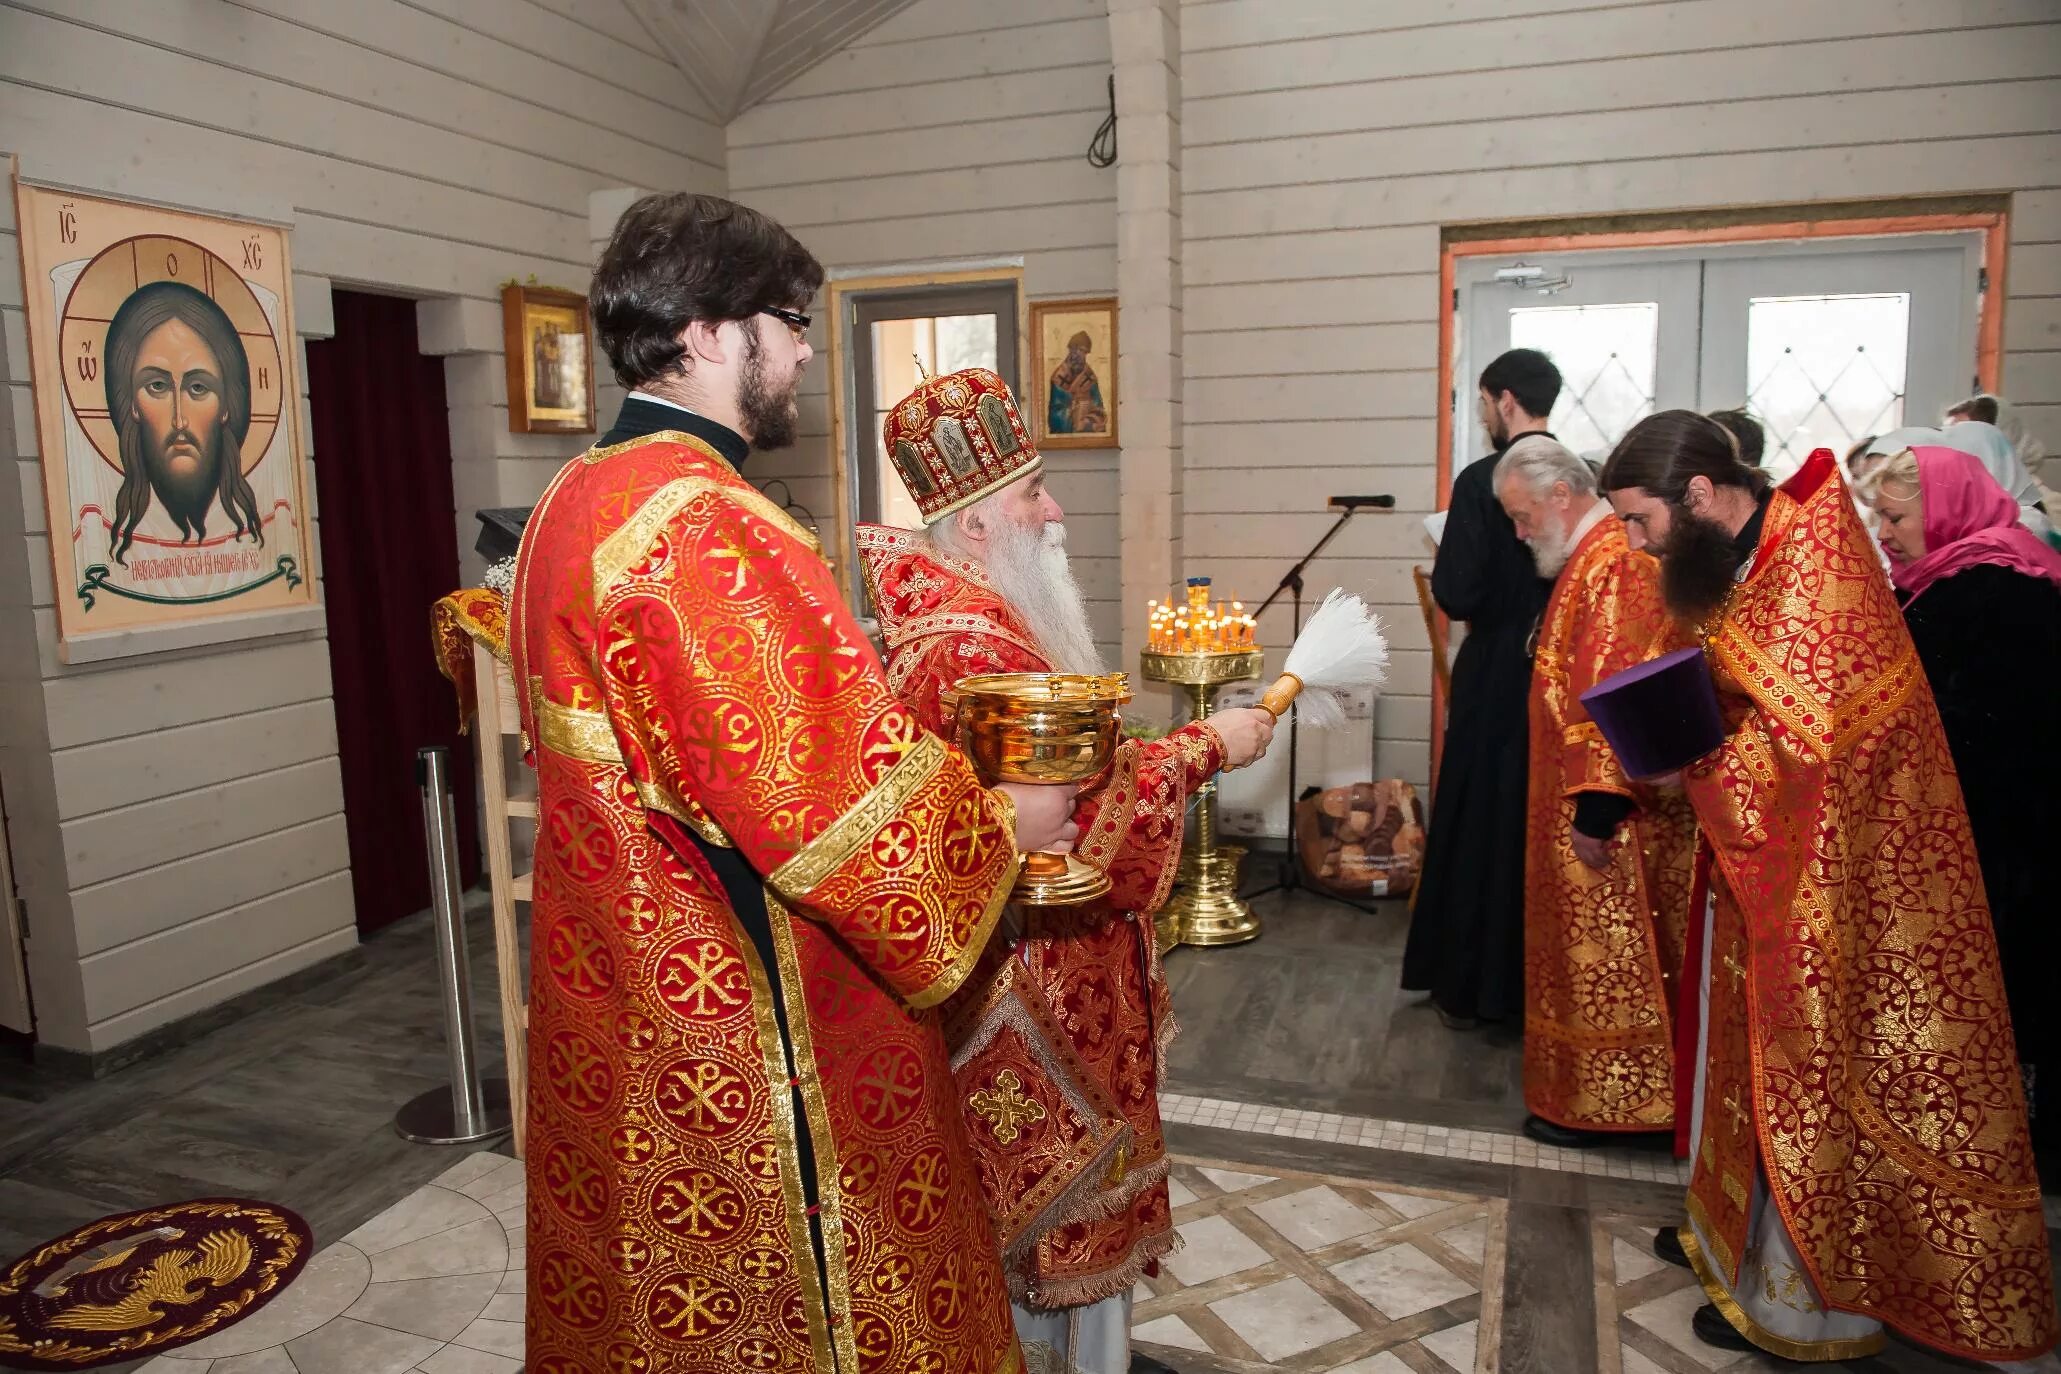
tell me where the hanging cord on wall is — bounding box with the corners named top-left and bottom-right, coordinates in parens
top-left (1087, 73), bottom-right (1117, 168)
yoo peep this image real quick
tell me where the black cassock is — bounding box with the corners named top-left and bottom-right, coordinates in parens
top-left (1401, 442), bottom-right (1550, 1023)
top-left (1900, 561), bottom-right (2061, 1168)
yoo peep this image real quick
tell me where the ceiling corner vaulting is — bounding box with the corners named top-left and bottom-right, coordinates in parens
top-left (624, 0), bottom-right (928, 122)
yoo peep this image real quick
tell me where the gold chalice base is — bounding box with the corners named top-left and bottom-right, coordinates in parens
top-left (1017, 851), bottom-right (1112, 906)
top-left (951, 672), bottom-right (1130, 908)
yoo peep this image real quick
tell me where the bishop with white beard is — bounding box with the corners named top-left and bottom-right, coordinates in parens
top-left (856, 368), bottom-right (1274, 1374)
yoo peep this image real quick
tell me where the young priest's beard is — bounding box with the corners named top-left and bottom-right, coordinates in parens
top-left (1657, 505), bottom-right (1742, 621)
top-left (985, 515), bottom-right (1104, 674)
top-left (739, 328), bottom-right (801, 451)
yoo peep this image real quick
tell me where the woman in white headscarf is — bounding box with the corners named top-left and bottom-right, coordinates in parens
top-left (1934, 418), bottom-right (2057, 541)
top-left (1946, 390), bottom-right (2048, 473)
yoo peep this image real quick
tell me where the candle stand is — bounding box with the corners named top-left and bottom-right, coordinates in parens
top-left (1140, 646), bottom-right (1264, 949)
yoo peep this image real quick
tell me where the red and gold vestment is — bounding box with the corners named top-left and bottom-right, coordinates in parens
top-left (511, 431), bottom-right (1024, 1374)
top-left (858, 524), bottom-right (1222, 1309)
top-left (431, 586), bottom-right (507, 725)
top-left (1523, 517), bottom-right (1696, 1132)
top-left (1677, 451), bottom-right (2054, 1361)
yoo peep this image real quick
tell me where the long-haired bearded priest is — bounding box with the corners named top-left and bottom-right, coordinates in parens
top-left (1599, 410), bottom-right (2055, 1364)
top-left (856, 369), bottom-right (1275, 1374)
top-left (512, 196), bottom-right (1082, 1374)
top-left (1490, 437), bottom-right (1695, 1150)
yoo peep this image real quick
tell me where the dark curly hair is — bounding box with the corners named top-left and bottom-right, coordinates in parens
top-left (591, 193), bottom-right (824, 389)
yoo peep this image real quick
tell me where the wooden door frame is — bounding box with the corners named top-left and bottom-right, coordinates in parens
top-left (1429, 199), bottom-right (2010, 781)
top-left (823, 266), bottom-right (1025, 606)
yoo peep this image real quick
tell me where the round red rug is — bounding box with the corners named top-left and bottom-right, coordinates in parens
top-left (0, 1198), bottom-right (312, 1370)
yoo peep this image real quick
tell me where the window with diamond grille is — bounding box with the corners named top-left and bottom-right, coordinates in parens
top-left (1744, 293), bottom-right (1910, 470)
top-left (1509, 302), bottom-right (1659, 462)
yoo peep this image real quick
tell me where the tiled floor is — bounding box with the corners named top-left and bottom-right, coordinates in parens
top-left (134, 1151), bottom-right (526, 1374)
top-left (1132, 1156), bottom-right (1501, 1373)
top-left (1158, 1092), bottom-right (1685, 1187)
top-left (4, 889), bottom-right (2056, 1374)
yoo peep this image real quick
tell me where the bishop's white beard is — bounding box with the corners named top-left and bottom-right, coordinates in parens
top-left (985, 516), bottom-right (1104, 675)
top-left (1526, 516), bottom-right (1576, 578)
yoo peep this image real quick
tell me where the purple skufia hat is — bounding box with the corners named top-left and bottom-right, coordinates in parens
top-left (1579, 646), bottom-right (1724, 780)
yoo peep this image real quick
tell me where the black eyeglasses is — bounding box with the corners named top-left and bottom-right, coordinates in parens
top-left (760, 306), bottom-right (811, 339)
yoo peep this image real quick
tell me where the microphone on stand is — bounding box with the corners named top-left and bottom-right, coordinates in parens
top-left (1328, 494), bottom-right (1396, 510)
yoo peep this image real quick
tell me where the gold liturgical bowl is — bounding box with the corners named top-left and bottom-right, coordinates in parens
top-left (949, 673), bottom-right (1130, 906)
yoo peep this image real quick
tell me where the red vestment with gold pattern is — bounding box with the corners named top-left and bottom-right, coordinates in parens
top-left (1523, 517), bottom-right (1696, 1133)
top-left (511, 430), bottom-right (1025, 1374)
top-left (1676, 451), bottom-right (2054, 1361)
top-left (857, 524), bottom-right (1223, 1310)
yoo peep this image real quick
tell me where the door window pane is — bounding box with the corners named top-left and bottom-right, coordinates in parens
top-left (1509, 302), bottom-right (1659, 462)
top-left (1745, 293), bottom-right (1908, 470)
top-left (869, 315), bottom-right (1000, 529)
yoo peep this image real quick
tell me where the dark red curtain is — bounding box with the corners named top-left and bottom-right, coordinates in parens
top-left (306, 291), bottom-right (480, 935)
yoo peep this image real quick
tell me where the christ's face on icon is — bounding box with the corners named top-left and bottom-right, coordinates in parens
top-left (130, 316), bottom-right (228, 509)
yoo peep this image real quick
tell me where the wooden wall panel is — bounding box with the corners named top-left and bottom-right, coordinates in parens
top-left (727, 0), bottom-right (1123, 650)
top-left (0, 0), bottom-right (721, 1052)
top-left (1178, 0), bottom-right (2061, 807)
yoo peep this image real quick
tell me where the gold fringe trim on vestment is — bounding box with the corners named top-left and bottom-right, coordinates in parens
top-left (1014, 1221), bottom-right (1183, 1312)
top-left (1678, 1220), bottom-right (1887, 1364)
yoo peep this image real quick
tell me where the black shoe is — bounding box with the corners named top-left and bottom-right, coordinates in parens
top-left (1692, 1303), bottom-right (1800, 1362)
top-left (1691, 1303), bottom-right (1754, 1351)
top-left (1653, 1225), bottom-right (1689, 1269)
top-left (1436, 1006), bottom-right (1482, 1030)
top-left (1522, 1114), bottom-right (1612, 1148)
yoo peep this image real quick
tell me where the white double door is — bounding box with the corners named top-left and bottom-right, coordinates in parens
top-left (1457, 233), bottom-right (1985, 480)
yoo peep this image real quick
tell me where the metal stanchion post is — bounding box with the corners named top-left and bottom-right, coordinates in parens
top-left (396, 745), bottom-right (513, 1145)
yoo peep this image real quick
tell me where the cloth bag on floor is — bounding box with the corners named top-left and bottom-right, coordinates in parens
top-left (1295, 780), bottom-right (1426, 898)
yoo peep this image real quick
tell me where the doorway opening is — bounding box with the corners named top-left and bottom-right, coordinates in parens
top-left (1430, 204), bottom-right (2008, 777)
top-left (1440, 206), bottom-right (2006, 493)
top-left (305, 291), bottom-right (480, 936)
top-left (822, 269), bottom-right (1023, 614)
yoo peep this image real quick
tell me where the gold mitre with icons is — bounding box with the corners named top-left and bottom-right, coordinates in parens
top-left (882, 367), bottom-right (1042, 524)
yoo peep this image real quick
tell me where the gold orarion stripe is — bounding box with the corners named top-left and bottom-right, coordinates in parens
top-left (767, 732), bottom-right (946, 899)
top-left (534, 683), bottom-right (621, 766)
top-left (592, 472), bottom-right (822, 600)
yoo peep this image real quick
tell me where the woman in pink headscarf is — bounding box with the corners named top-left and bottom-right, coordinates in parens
top-left (1874, 444), bottom-right (2061, 1174)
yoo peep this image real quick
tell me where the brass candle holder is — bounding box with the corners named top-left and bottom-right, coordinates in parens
top-left (950, 672), bottom-right (1131, 907)
top-left (1140, 645), bottom-right (1265, 950)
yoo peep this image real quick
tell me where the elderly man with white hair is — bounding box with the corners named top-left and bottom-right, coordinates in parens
top-left (856, 367), bottom-right (1275, 1374)
top-left (1492, 435), bottom-right (1696, 1152)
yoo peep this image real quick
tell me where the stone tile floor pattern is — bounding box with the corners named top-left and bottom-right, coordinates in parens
top-left (1159, 1092), bottom-right (1687, 1186)
top-left (135, 1151), bottom-right (525, 1374)
top-left (113, 1129), bottom-right (2061, 1374)
top-left (1594, 1212), bottom-right (2061, 1374)
top-left (1131, 1156), bottom-right (1504, 1372)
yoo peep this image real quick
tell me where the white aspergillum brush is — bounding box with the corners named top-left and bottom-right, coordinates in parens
top-left (1255, 589), bottom-right (1390, 729)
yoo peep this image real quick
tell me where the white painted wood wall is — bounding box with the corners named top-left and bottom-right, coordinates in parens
top-left (726, 0), bottom-right (1127, 668)
top-left (3, 0), bottom-right (2058, 1053)
top-left (0, 0), bottom-right (722, 1054)
top-left (1184, 0), bottom-right (2061, 813)
top-left (731, 0), bottom-right (2061, 830)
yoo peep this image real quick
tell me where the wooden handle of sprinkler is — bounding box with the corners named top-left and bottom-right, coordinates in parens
top-left (1258, 673), bottom-right (1302, 719)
